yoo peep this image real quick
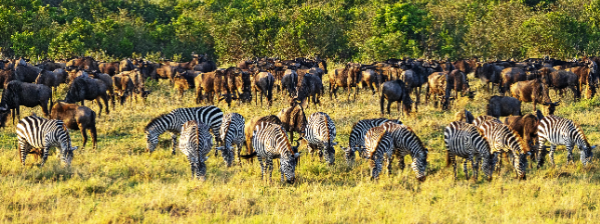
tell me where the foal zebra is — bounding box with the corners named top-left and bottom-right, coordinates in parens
top-left (478, 120), bottom-right (529, 180)
top-left (217, 113), bottom-right (245, 167)
top-left (444, 121), bottom-right (493, 180)
top-left (364, 126), bottom-right (393, 180)
top-left (242, 121), bottom-right (300, 184)
top-left (537, 115), bottom-right (595, 167)
top-left (178, 120), bottom-right (213, 180)
top-left (16, 115), bottom-right (78, 166)
top-left (145, 106), bottom-right (223, 154)
top-left (304, 112), bottom-right (337, 165)
top-left (342, 118), bottom-right (402, 166)
top-left (381, 121), bottom-right (428, 181)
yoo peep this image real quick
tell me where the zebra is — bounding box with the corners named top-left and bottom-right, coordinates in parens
top-left (381, 121), bottom-right (428, 181)
top-left (341, 118), bottom-right (402, 166)
top-left (16, 115), bottom-right (78, 167)
top-left (444, 121), bottom-right (493, 181)
top-left (145, 106), bottom-right (223, 154)
top-left (216, 113), bottom-right (245, 167)
top-left (364, 126), bottom-right (393, 180)
top-left (304, 112), bottom-right (337, 165)
top-left (242, 121), bottom-right (300, 184)
top-left (478, 120), bottom-right (529, 180)
top-left (178, 120), bottom-right (213, 180)
top-left (473, 115), bottom-right (501, 127)
top-left (537, 115), bottom-right (596, 167)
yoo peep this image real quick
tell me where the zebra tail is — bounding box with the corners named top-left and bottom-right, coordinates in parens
top-left (240, 151), bottom-right (257, 159)
top-left (445, 150), bottom-right (451, 168)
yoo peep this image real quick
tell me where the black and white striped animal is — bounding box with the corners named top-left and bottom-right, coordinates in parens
top-left (473, 115), bottom-right (501, 127)
top-left (178, 120), bottom-right (213, 180)
top-left (216, 113), bottom-right (245, 167)
top-left (364, 126), bottom-right (393, 180)
top-left (242, 121), bottom-right (300, 184)
top-left (341, 118), bottom-right (402, 166)
top-left (381, 121), bottom-right (428, 181)
top-left (304, 112), bottom-right (337, 165)
top-left (16, 115), bottom-right (78, 166)
top-left (444, 121), bottom-right (493, 180)
top-left (145, 106), bottom-right (223, 154)
top-left (478, 120), bottom-right (529, 180)
top-left (537, 115), bottom-right (595, 167)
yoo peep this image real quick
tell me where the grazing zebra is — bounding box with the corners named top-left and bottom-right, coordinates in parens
top-left (16, 115), bottom-right (78, 166)
top-left (341, 118), bottom-right (402, 166)
top-left (478, 120), bottom-right (529, 180)
top-left (178, 120), bottom-right (213, 180)
top-left (304, 112), bottom-right (337, 165)
top-left (145, 106), bottom-right (223, 154)
top-left (537, 115), bottom-right (596, 167)
top-left (381, 121), bottom-right (428, 181)
top-left (473, 115), bottom-right (501, 127)
top-left (216, 113), bottom-right (245, 167)
top-left (444, 121), bottom-right (493, 180)
top-left (364, 126), bottom-right (393, 180)
top-left (242, 121), bottom-right (300, 184)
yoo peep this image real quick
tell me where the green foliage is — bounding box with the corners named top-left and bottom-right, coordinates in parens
top-left (1, 0), bottom-right (600, 61)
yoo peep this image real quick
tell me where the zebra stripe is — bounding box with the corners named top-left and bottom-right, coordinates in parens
top-left (444, 121), bottom-right (493, 180)
top-left (381, 121), bottom-right (428, 181)
top-left (145, 106), bottom-right (223, 154)
top-left (217, 113), bottom-right (245, 167)
top-left (473, 115), bottom-right (501, 127)
top-left (342, 118), bottom-right (402, 166)
top-left (537, 115), bottom-right (595, 167)
top-left (478, 120), bottom-right (528, 180)
top-left (178, 120), bottom-right (213, 180)
top-left (16, 115), bottom-right (77, 166)
top-left (251, 121), bottom-right (299, 183)
top-left (364, 126), bottom-right (393, 180)
top-left (304, 112), bottom-right (337, 165)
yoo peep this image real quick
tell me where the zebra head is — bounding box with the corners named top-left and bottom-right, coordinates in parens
top-left (145, 131), bottom-right (158, 153)
top-left (412, 150), bottom-right (428, 182)
top-left (581, 145), bottom-right (596, 165)
top-left (341, 146), bottom-right (356, 166)
top-left (61, 146), bottom-right (78, 167)
top-left (324, 142), bottom-right (337, 165)
top-left (281, 153), bottom-right (299, 184)
top-left (216, 145), bottom-right (234, 167)
top-left (482, 153), bottom-right (496, 181)
top-left (515, 153), bottom-right (528, 180)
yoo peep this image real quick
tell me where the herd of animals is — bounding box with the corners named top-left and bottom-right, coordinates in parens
top-left (0, 54), bottom-right (598, 183)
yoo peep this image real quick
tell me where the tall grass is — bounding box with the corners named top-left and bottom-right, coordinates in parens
top-left (0, 68), bottom-right (599, 223)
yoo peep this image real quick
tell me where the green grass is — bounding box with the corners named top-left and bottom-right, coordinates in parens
top-left (0, 70), bottom-right (599, 223)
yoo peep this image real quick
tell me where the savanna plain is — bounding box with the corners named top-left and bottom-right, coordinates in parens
top-left (1, 66), bottom-right (599, 223)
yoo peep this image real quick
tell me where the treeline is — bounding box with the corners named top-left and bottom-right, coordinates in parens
top-left (1, 0), bottom-right (600, 63)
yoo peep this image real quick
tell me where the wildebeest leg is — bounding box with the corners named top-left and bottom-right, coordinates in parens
top-left (90, 125), bottom-right (97, 151)
top-left (380, 95), bottom-right (385, 114)
top-left (95, 99), bottom-right (103, 117)
top-left (79, 124), bottom-right (88, 150)
top-left (387, 100), bottom-right (392, 114)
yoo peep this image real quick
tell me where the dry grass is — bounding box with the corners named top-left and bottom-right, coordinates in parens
top-left (0, 67), bottom-right (599, 223)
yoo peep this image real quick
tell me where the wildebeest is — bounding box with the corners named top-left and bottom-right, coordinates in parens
top-left (173, 71), bottom-right (198, 98)
top-left (112, 73), bottom-right (136, 105)
top-left (14, 58), bottom-right (42, 83)
top-left (486, 96), bottom-right (521, 118)
top-left (0, 80), bottom-right (52, 127)
top-left (295, 73), bottom-right (323, 107)
top-left (98, 61), bottom-right (120, 76)
top-left (475, 62), bottom-right (502, 93)
top-left (281, 69), bottom-right (298, 97)
top-left (35, 70), bottom-right (59, 98)
top-left (193, 54), bottom-right (217, 73)
top-left (425, 72), bottom-right (452, 109)
top-left (510, 79), bottom-right (556, 112)
top-left (66, 57), bottom-right (98, 71)
top-left (50, 102), bottom-right (97, 150)
top-left (195, 70), bottom-right (221, 104)
top-left (243, 115), bottom-right (283, 163)
top-left (251, 71), bottom-right (274, 106)
top-left (380, 80), bottom-right (413, 116)
top-left (359, 69), bottom-right (380, 95)
top-left (64, 75), bottom-right (110, 116)
top-left (539, 68), bottom-right (580, 100)
top-left (277, 100), bottom-right (308, 142)
top-left (0, 62), bottom-right (15, 89)
top-left (500, 67), bottom-right (528, 95)
top-left (330, 63), bottom-right (361, 101)
top-left (504, 113), bottom-right (540, 161)
top-left (119, 59), bottom-right (135, 72)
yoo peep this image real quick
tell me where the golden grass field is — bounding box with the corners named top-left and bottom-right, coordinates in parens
top-left (0, 67), bottom-right (599, 223)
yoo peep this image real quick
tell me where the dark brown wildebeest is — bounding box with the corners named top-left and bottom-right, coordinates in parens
top-left (294, 73), bottom-right (323, 107)
top-left (50, 102), bottom-right (97, 150)
top-left (278, 100), bottom-right (308, 143)
top-left (504, 113), bottom-right (540, 164)
top-left (194, 70), bottom-right (225, 104)
top-left (486, 96), bottom-right (521, 118)
top-left (359, 69), bottom-right (380, 95)
top-left (475, 62), bottom-right (502, 93)
top-left (173, 71), bottom-right (197, 98)
top-left (112, 73), bottom-right (136, 105)
top-left (510, 79), bottom-right (556, 112)
top-left (98, 61), bottom-right (120, 76)
top-left (251, 71), bottom-right (274, 106)
top-left (539, 68), bottom-right (580, 100)
top-left (66, 56), bottom-right (98, 71)
top-left (500, 67), bottom-right (527, 95)
top-left (380, 80), bottom-right (413, 116)
top-left (453, 59), bottom-right (473, 75)
top-left (155, 61), bottom-right (177, 83)
top-left (138, 60), bottom-right (158, 80)
top-left (425, 72), bottom-right (448, 108)
top-left (566, 60), bottom-right (597, 99)
top-left (0, 80), bottom-right (52, 127)
top-left (330, 63), bottom-right (361, 101)
top-left (64, 75), bottom-right (110, 116)
top-left (281, 69), bottom-right (298, 97)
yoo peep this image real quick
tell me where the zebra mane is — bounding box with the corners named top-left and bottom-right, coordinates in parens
top-left (278, 125), bottom-right (294, 155)
top-left (145, 112), bottom-right (171, 131)
top-left (507, 126), bottom-right (529, 154)
top-left (366, 126), bottom-right (387, 158)
top-left (404, 125), bottom-right (428, 153)
top-left (573, 121), bottom-right (591, 147)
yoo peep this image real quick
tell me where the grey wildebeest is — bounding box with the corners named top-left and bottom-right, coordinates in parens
top-left (64, 75), bottom-right (110, 116)
top-left (380, 80), bottom-right (413, 116)
top-left (251, 71), bottom-right (275, 106)
top-left (486, 96), bottom-right (521, 118)
top-left (0, 80), bottom-right (52, 127)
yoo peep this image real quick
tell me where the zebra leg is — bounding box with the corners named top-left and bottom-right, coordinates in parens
top-left (40, 146), bottom-right (50, 167)
top-left (266, 158), bottom-right (274, 184)
top-left (18, 140), bottom-right (31, 166)
top-left (171, 133), bottom-right (178, 155)
top-left (549, 145), bottom-right (557, 166)
top-left (198, 161), bottom-right (207, 181)
top-left (463, 159), bottom-right (469, 180)
top-left (537, 140), bottom-right (548, 169)
top-left (450, 153), bottom-right (457, 180)
top-left (566, 144), bottom-right (574, 165)
top-left (386, 153), bottom-right (393, 176)
top-left (236, 143), bottom-right (242, 165)
top-left (473, 154), bottom-right (480, 181)
top-left (398, 154), bottom-right (405, 171)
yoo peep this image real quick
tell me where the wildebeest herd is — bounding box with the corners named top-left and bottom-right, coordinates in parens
top-left (0, 55), bottom-right (598, 183)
